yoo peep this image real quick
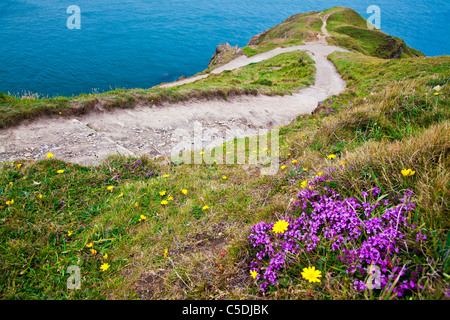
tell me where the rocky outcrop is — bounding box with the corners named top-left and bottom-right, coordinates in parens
top-left (247, 30), bottom-right (270, 46)
top-left (208, 43), bottom-right (244, 68)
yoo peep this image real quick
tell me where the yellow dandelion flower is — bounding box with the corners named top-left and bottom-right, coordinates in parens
top-left (159, 191), bottom-right (166, 196)
top-left (287, 153), bottom-right (291, 156)
top-left (46, 152), bottom-right (54, 158)
top-left (57, 170), bottom-right (64, 174)
top-left (161, 200), bottom-right (168, 205)
top-left (401, 169), bottom-right (415, 177)
top-left (300, 180), bottom-right (308, 189)
top-left (100, 263), bottom-right (110, 271)
top-left (182, 189), bottom-right (188, 195)
top-left (250, 270), bottom-right (259, 279)
top-left (291, 160), bottom-right (298, 164)
top-left (9, 182), bottom-right (13, 185)
top-left (281, 165), bottom-right (286, 170)
top-left (140, 214), bottom-right (147, 221)
top-left (107, 186), bottom-right (114, 191)
top-left (272, 220), bottom-right (289, 234)
top-left (301, 266), bottom-right (322, 283)
top-left (202, 205), bottom-right (209, 211)
top-left (168, 196), bottom-right (173, 201)
top-left (222, 176), bottom-right (227, 180)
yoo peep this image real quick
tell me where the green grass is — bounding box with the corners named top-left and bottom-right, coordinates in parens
top-left (323, 7), bottom-right (423, 59)
top-left (1, 51), bottom-right (449, 300)
top-left (0, 7), bottom-right (448, 300)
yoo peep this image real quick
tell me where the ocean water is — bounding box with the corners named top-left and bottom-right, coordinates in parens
top-left (0, 0), bottom-right (449, 97)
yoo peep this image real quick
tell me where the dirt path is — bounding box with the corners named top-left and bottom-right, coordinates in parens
top-left (0, 41), bottom-right (348, 166)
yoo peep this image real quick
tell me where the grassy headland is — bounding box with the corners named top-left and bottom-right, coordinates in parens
top-left (0, 7), bottom-right (448, 300)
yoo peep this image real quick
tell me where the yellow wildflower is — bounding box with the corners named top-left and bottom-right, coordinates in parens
top-left (168, 196), bottom-right (173, 201)
top-left (5, 199), bottom-right (14, 206)
top-left (159, 191), bottom-right (166, 196)
top-left (401, 169), bottom-right (416, 177)
top-left (107, 186), bottom-right (114, 191)
top-left (117, 193), bottom-right (124, 198)
top-left (68, 231), bottom-right (73, 237)
top-left (57, 170), bottom-right (64, 174)
top-left (222, 176), bottom-right (227, 180)
top-left (250, 270), bottom-right (259, 279)
top-left (140, 215), bottom-right (147, 221)
top-left (272, 220), bottom-right (289, 234)
top-left (182, 189), bottom-right (188, 195)
top-left (46, 152), bottom-right (54, 158)
top-left (161, 200), bottom-right (168, 205)
top-left (38, 194), bottom-right (43, 199)
top-left (291, 160), bottom-right (298, 164)
top-left (327, 154), bottom-right (336, 160)
top-left (301, 266), bottom-right (322, 283)
top-left (90, 249), bottom-right (97, 255)
top-left (86, 243), bottom-right (93, 248)
top-left (162, 174), bottom-right (170, 178)
top-left (100, 263), bottom-right (110, 271)
top-left (17, 164), bottom-right (22, 169)
top-left (300, 180), bottom-right (308, 189)
top-left (103, 253), bottom-right (108, 259)
top-left (164, 248), bottom-right (168, 258)
top-left (281, 165), bottom-right (286, 170)
top-left (316, 172), bottom-right (323, 177)
top-left (202, 205), bottom-right (209, 211)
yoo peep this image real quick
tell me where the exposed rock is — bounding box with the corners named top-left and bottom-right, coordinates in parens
top-left (208, 42), bottom-right (244, 68)
top-left (247, 30), bottom-right (269, 46)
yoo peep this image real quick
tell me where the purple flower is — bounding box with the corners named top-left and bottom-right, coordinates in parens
top-left (248, 174), bottom-right (421, 295)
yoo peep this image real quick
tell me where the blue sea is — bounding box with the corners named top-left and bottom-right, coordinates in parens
top-left (1, 0), bottom-right (449, 97)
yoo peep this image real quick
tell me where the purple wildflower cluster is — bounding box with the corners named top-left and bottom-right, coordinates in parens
top-left (248, 174), bottom-right (426, 297)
